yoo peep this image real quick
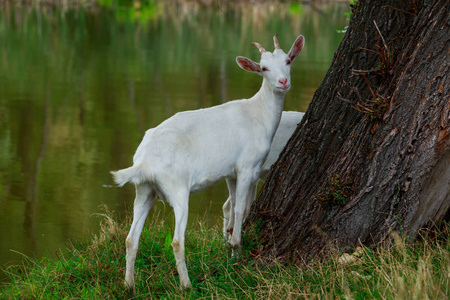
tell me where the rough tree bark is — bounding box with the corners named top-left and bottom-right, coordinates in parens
top-left (246, 0), bottom-right (449, 262)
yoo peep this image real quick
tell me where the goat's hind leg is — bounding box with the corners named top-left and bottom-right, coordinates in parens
top-left (167, 188), bottom-right (191, 289)
top-left (125, 183), bottom-right (156, 290)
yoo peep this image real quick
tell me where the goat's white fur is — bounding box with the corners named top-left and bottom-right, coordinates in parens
top-left (222, 111), bottom-right (304, 236)
top-left (111, 34), bottom-right (305, 290)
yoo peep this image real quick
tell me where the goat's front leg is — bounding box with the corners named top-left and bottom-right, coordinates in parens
top-left (125, 184), bottom-right (155, 291)
top-left (243, 182), bottom-right (257, 221)
top-left (223, 178), bottom-right (237, 238)
top-left (228, 172), bottom-right (257, 249)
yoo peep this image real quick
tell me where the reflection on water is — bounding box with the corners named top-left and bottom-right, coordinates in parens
top-left (0, 0), bottom-right (348, 281)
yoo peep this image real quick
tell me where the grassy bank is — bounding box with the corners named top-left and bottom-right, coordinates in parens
top-left (1, 208), bottom-right (449, 299)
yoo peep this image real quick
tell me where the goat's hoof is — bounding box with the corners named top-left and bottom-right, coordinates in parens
top-left (229, 244), bottom-right (239, 250)
top-left (124, 280), bottom-right (136, 294)
top-left (180, 280), bottom-right (192, 290)
top-left (124, 280), bottom-right (134, 288)
top-left (228, 239), bottom-right (240, 250)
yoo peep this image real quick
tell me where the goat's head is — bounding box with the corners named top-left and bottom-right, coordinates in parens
top-left (236, 34), bottom-right (305, 93)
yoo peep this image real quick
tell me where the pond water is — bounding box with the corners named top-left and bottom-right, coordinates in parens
top-left (0, 1), bottom-right (348, 281)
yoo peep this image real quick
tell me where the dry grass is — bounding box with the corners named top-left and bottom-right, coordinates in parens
top-left (1, 208), bottom-right (448, 299)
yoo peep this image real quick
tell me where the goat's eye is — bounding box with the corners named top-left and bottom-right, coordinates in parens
top-left (262, 67), bottom-right (269, 72)
top-left (286, 59), bottom-right (291, 65)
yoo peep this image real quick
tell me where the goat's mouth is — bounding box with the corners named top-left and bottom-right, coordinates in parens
top-left (276, 85), bottom-right (290, 91)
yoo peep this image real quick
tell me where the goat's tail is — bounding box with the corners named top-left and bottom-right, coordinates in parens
top-left (111, 164), bottom-right (152, 187)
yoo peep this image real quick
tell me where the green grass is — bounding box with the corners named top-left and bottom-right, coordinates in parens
top-left (1, 207), bottom-right (449, 299)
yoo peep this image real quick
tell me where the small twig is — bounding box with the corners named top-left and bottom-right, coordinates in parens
top-left (216, 0), bottom-right (224, 13)
top-left (382, 5), bottom-right (416, 16)
top-left (352, 68), bottom-right (381, 75)
top-left (354, 104), bottom-right (374, 114)
top-left (359, 47), bottom-right (381, 56)
top-left (353, 85), bottom-right (363, 102)
top-left (363, 74), bottom-right (377, 100)
top-left (373, 21), bottom-right (389, 53)
top-left (337, 92), bottom-right (353, 104)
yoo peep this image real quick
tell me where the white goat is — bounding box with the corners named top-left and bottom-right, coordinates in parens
top-left (111, 34), bottom-right (305, 290)
top-left (222, 111), bottom-right (304, 236)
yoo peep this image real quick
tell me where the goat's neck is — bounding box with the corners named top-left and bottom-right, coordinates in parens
top-left (251, 78), bottom-right (285, 130)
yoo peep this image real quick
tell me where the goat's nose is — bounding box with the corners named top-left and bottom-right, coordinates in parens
top-left (278, 78), bottom-right (288, 86)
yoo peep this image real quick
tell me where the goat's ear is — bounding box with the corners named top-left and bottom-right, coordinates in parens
top-left (236, 56), bottom-right (261, 75)
top-left (287, 35), bottom-right (305, 63)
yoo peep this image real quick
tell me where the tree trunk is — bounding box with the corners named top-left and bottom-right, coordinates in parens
top-left (246, 0), bottom-right (449, 262)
